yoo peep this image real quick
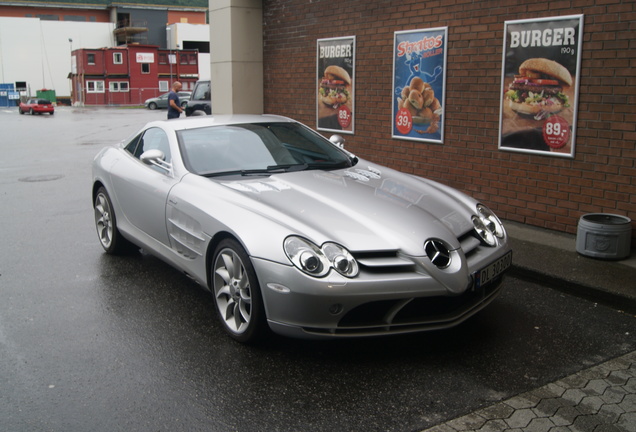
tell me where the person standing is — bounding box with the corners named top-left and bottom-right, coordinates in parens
top-left (167, 81), bottom-right (184, 119)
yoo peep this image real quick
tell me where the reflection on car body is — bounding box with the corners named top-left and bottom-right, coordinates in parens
top-left (92, 115), bottom-right (511, 342)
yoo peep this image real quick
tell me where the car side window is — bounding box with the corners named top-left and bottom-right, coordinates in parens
top-left (192, 82), bottom-right (210, 101)
top-left (124, 133), bottom-right (143, 155)
top-left (134, 128), bottom-right (171, 163)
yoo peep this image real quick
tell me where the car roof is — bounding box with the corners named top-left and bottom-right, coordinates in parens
top-left (145, 114), bottom-right (296, 132)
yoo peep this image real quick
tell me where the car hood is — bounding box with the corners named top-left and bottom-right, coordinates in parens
top-left (216, 161), bottom-right (477, 255)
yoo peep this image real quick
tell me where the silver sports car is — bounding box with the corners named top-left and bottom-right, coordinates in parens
top-left (92, 115), bottom-right (512, 342)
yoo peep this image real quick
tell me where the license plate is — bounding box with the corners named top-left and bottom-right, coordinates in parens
top-left (474, 251), bottom-right (512, 288)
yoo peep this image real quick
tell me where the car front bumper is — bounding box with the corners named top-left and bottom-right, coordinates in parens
top-left (252, 250), bottom-right (509, 339)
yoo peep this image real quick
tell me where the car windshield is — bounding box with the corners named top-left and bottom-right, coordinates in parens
top-left (177, 122), bottom-right (353, 176)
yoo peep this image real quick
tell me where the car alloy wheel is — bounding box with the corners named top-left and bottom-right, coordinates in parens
top-left (148, 102), bottom-right (157, 110)
top-left (94, 190), bottom-right (114, 249)
top-left (212, 239), bottom-right (264, 342)
top-left (94, 187), bottom-right (131, 255)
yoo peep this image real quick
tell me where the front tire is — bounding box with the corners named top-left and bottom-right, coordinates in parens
top-left (94, 187), bottom-right (130, 254)
top-left (212, 239), bottom-right (266, 343)
top-left (19, 108), bottom-right (24, 114)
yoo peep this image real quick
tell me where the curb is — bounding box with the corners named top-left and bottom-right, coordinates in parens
top-left (509, 265), bottom-right (636, 316)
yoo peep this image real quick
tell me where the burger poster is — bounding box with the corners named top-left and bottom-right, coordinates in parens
top-left (499, 15), bottom-right (584, 158)
top-left (317, 36), bottom-right (355, 134)
top-left (392, 27), bottom-right (448, 144)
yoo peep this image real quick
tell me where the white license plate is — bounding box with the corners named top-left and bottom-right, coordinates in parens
top-left (475, 251), bottom-right (512, 288)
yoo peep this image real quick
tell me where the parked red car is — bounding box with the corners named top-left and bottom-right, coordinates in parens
top-left (19, 99), bottom-right (54, 115)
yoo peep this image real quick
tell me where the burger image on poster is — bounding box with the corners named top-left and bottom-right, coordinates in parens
top-left (397, 76), bottom-right (442, 134)
top-left (501, 57), bottom-right (575, 152)
top-left (319, 65), bottom-right (351, 109)
top-left (505, 58), bottom-right (572, 117)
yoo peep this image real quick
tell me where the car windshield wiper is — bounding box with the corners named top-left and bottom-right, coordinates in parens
top-left (267, 163), bottom-right (309, 172)
top-left (305, 160), bottom-right (351, 170)
top-left (202, 164), bottom-right (308, 178)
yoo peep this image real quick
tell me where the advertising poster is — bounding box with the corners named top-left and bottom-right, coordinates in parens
top-left (392, 27), bottom-right (447, 144)
top-left (499, 15), bottom-right (583, 158)
top-left (317, 36), bottom-right (355, 134)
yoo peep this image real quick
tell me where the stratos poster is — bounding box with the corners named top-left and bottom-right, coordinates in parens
top-left (392, 27), bottom-right (447, 144)
top-left (499, 15), bottom-right (583, 158)
top-left (317, 36), bottom-right (355, 134)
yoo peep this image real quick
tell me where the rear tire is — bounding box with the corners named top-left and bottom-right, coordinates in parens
top-left (148, 102), bottom-right (158, 110)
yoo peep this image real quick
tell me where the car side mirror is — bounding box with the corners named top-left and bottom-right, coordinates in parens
top-left (329, 134), bottom-right (345, 148)
top-left (329, 134), bottom-right (358, 166)
top-left (140, 149), bottom-right (172, 172)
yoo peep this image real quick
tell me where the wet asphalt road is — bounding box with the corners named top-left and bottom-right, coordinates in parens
top-left (0, 107), bottom-right (634, 432)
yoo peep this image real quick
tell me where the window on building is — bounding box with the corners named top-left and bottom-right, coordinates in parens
top-left (117, 12), bottom-right (131, 28)
top-left (113, 52), bottom-right (123, 64)
top-left (141, 63), bottom-right (150, 74)
top-left (180, 54), bottom-right (188, 65)
top-left (109, 82), bottom-right (129, 92)
top-left (87, 81), bottom-right (105, 93)
top-left (87, 53), bottom-right (95, 65)
top-left (64, 15), bottom-right (86, 22)
top-left (159, 81), bottom-right (169, 92)
top-left (182, 41), bottom-right (209, 54)
top-left (36, 14), bottom-right (59, 21)
top-left (158, 53), bottom-right (168, 65)
top-left (189, 54), bottom-right (197, 65)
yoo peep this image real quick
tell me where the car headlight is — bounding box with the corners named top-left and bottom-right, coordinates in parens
top-left (472, 204), bottom-right (505, 246)
top-left (284, 236), bottom-right (359, 278)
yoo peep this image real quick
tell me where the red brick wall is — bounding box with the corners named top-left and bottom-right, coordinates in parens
top-left (262, 0), bottom-right (635, 241)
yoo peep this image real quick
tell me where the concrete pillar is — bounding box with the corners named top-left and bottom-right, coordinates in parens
top-left (209, 0), bottom-right (263, 115)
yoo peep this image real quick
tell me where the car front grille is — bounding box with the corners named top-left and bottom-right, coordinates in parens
top-left (303, 275), bottom-right (504, 337)
top-left (353, 251), bottom-right (416, 274)
top-left (353, 227), bottom-right (490, 275)
top-left (302, 227), bottom-right (506, 337)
